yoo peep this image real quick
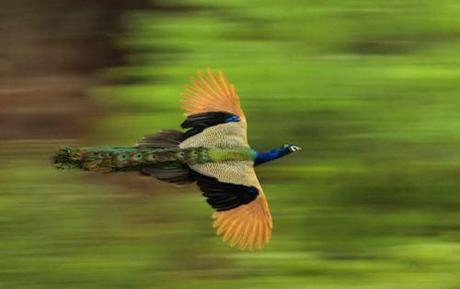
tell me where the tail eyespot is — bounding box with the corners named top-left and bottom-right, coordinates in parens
top-left (117, 154), bottom-right (128, 161)
top-left (131, 153), bottom-right (143, 161)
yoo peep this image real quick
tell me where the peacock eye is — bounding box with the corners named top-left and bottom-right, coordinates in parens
top-left (118, 154), bottom-right (127, 161)
top-left (136, 153), bottom-right (142, 159)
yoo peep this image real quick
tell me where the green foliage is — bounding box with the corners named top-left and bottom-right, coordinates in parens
top-left (3, 0), bottom-right (460, 288)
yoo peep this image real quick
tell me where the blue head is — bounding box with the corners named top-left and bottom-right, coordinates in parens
top-left (254, 144), bottom-right (302, 166)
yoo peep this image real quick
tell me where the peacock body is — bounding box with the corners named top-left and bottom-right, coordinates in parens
top-left (53, 68), bottom-right (301, 250)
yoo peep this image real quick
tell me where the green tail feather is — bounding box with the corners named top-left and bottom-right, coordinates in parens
top-left (53, 146), bottom-right (188, 172)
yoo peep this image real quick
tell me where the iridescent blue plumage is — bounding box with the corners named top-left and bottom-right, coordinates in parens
top-left (225, 115), bottom-right (240, 123)
top-left (254, 144), bottom-right (302, 166)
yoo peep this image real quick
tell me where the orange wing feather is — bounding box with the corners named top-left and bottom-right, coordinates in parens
top-left (213, 195), bottom-right (272, 250)
top-left (181, 68), bottom-right (246, 119)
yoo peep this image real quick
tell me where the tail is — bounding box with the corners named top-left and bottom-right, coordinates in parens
top-left (53, 146), bottom-right (122, 173)
top-left (53, 146), bottom-right (86, 170)
top-left (53, 130), bottom-right (194, 185)
top-left (136, 130), bottom-right (194, 185)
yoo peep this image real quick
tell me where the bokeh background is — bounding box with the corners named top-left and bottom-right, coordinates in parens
top-left (2, 0), bottom-right (460, 288)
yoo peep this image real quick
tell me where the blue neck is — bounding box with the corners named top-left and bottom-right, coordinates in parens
top-left (254, 146), bottom-right (291, 166)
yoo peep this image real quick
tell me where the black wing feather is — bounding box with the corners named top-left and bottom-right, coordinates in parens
top-left (193, 172), bottom-right (258, 211)
top-left (181, 111), bottom-right (239, 139)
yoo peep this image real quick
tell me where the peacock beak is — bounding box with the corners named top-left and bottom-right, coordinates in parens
top-left (283, 144), bottom-right (302, 152)
top-left (289, 145), bottom-right (302, 152)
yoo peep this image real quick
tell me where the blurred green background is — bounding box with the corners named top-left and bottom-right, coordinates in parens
top-left (2, 0), bottom-right (460, 288)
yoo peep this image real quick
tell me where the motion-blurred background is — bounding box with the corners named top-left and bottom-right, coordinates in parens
top-left (2, 0), bottom-right (460, 288)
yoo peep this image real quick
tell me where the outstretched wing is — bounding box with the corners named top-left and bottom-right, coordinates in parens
top-left (179, 68), bottom-right (248, 148)
top-left (190, 161), bottom-right (273, 250)
top-left (181, 68), bottom-right (246, 120)
top-left (180, 68), bottom-right (272, 250)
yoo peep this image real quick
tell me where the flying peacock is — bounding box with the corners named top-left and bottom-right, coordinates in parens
top-left (53, 68), bottom-right (301, 250)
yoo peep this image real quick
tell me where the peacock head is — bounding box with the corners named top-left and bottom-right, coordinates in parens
top-left (254, 144), bottom-right (302, 165)
top-left (283, 144), bottom-right (302, 153)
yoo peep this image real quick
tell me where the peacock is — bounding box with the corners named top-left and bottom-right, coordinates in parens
top-left (53, 68), bottom-right (301, 250)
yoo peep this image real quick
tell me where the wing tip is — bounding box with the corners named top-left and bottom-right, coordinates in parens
top-left (212, 201), bottom-right (272, 251)
top-left (180, 67), bottom-right (245, 118)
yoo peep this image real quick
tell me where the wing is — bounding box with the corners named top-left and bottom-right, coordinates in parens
top-left (190, 161), bottom-right (273, 250)
top-left (181, 68), bottom-right (246, 120)
top-left (194, 172), bottom-right (259, 211)
top-left (179, 69), bottom-right (248, 149)
top-left (181, 111), bottom-right (241, 139)
top-left (213, 194), bottom-right (272, 250)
